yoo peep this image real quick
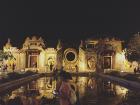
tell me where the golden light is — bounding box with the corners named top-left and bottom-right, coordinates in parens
top-left (38, 79), bottom-right (44, 88)
top-left (78, 77), bottom-right (88, 98)
top-left (80, 62), bottom-right (86, 71)
top-left (39, 51), bottom-right (45, 67)
top-left (115, 51), bottom-right (127, 70)
top-left (116, 52), bottom-right (125, 62)
top-left (116, 85), bottom-right (128, 96)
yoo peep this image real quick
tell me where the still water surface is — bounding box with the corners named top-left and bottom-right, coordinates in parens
top-left (1, 76), bottom-right (140, 105)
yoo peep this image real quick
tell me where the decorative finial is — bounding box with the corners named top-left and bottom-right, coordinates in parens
top-left (8, 38), bottom-right (11, 43)
top-left (79, 40), bottom-right (83, 48)
top-left (57, 39), bottom-right (62, 50)
top-left (4, 38), bottom-right (12, 50)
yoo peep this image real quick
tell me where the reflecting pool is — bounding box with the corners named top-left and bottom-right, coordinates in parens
top-left (1, 76), bottom-right (140, 105)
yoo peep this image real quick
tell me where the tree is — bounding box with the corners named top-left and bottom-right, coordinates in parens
top-left (127, 33), bottom-right (140, 62)
top-left (0, 51), bottom-right (15, 61)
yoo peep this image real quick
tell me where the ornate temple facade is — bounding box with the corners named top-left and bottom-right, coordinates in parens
top-left (1, 36), bottom-right (131, 72)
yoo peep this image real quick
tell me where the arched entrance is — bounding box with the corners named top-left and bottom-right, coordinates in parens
top-left (27, 50), bottom-right (40, 68)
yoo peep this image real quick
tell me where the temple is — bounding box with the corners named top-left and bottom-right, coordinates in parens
top-left (1, 36), bottom-right (133, 73)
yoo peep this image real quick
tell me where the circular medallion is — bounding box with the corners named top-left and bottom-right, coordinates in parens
top-left (66, 52), bottom-right (75, 61)
top-left (64, 48), bottom-right (78, 63)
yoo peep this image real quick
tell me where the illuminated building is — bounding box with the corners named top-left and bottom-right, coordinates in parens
top-left (1, 36), bottom-right (130, 72)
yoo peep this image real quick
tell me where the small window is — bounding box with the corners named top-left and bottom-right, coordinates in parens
top-left (30, 43), bottom-right (37, 45)
top-left (87, 44), bottom-right (95, 49)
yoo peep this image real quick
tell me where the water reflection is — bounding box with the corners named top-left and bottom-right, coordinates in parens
top-left (38, 77), bottom-right (56, 99)
top-left (1, 76), bottom-right (140, 105)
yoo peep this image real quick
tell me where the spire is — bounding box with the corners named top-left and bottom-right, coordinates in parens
top-left (6, 38), bottom-right (12, 48)
top-left (3, 38), bottom-right (12, 51)
top-left (57, 40), bottom-right (62, 50)
top-left (79, 40), bottom-right (84, 48)
top-left (8, 38), bottom-right (11, 43)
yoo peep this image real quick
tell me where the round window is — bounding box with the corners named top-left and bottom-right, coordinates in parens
top-left (66, 52), bottom-right (75, 61)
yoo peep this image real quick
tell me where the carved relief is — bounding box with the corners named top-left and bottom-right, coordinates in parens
top-left (47, 57), bottom-right (55, 71)
top-left (87, 56), bottom-right (96, 70)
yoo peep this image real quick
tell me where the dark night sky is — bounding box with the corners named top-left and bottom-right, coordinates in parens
top-left (0, 1), bottom-right (140, 48)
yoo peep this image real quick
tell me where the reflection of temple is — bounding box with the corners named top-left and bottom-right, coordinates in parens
top-left (2, 36), bottom-right (128, 72)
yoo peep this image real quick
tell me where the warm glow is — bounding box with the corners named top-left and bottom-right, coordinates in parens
top-left (116, 52), bottom-right (125, 63)
top-left (80, 62), bottom-right (86, 71)
top-left (39, 51), bottom-right (45, 68)
top-left (78, 77), bottom-right (88, 98)
top-left (0, 36), bottom-right (127, 73)
top-left (116, 85), bottom-right (128, 96)
top-left (115, 52), bottom-right (127, 70)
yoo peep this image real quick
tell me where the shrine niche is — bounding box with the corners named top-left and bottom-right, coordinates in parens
top-left (103, 56), bottom-right (112, 69)
top-left (87, 56), bottom-right (96, 70)
top-left (45, 48), bottom-right (57, 71)
top-left (47, 57), bottom-right (55, 71)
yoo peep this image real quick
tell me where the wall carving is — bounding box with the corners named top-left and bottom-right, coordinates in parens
top-left (87, 56), bottom-right (96, 70)
top-left (1, 36), bottom-right (125, 72)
